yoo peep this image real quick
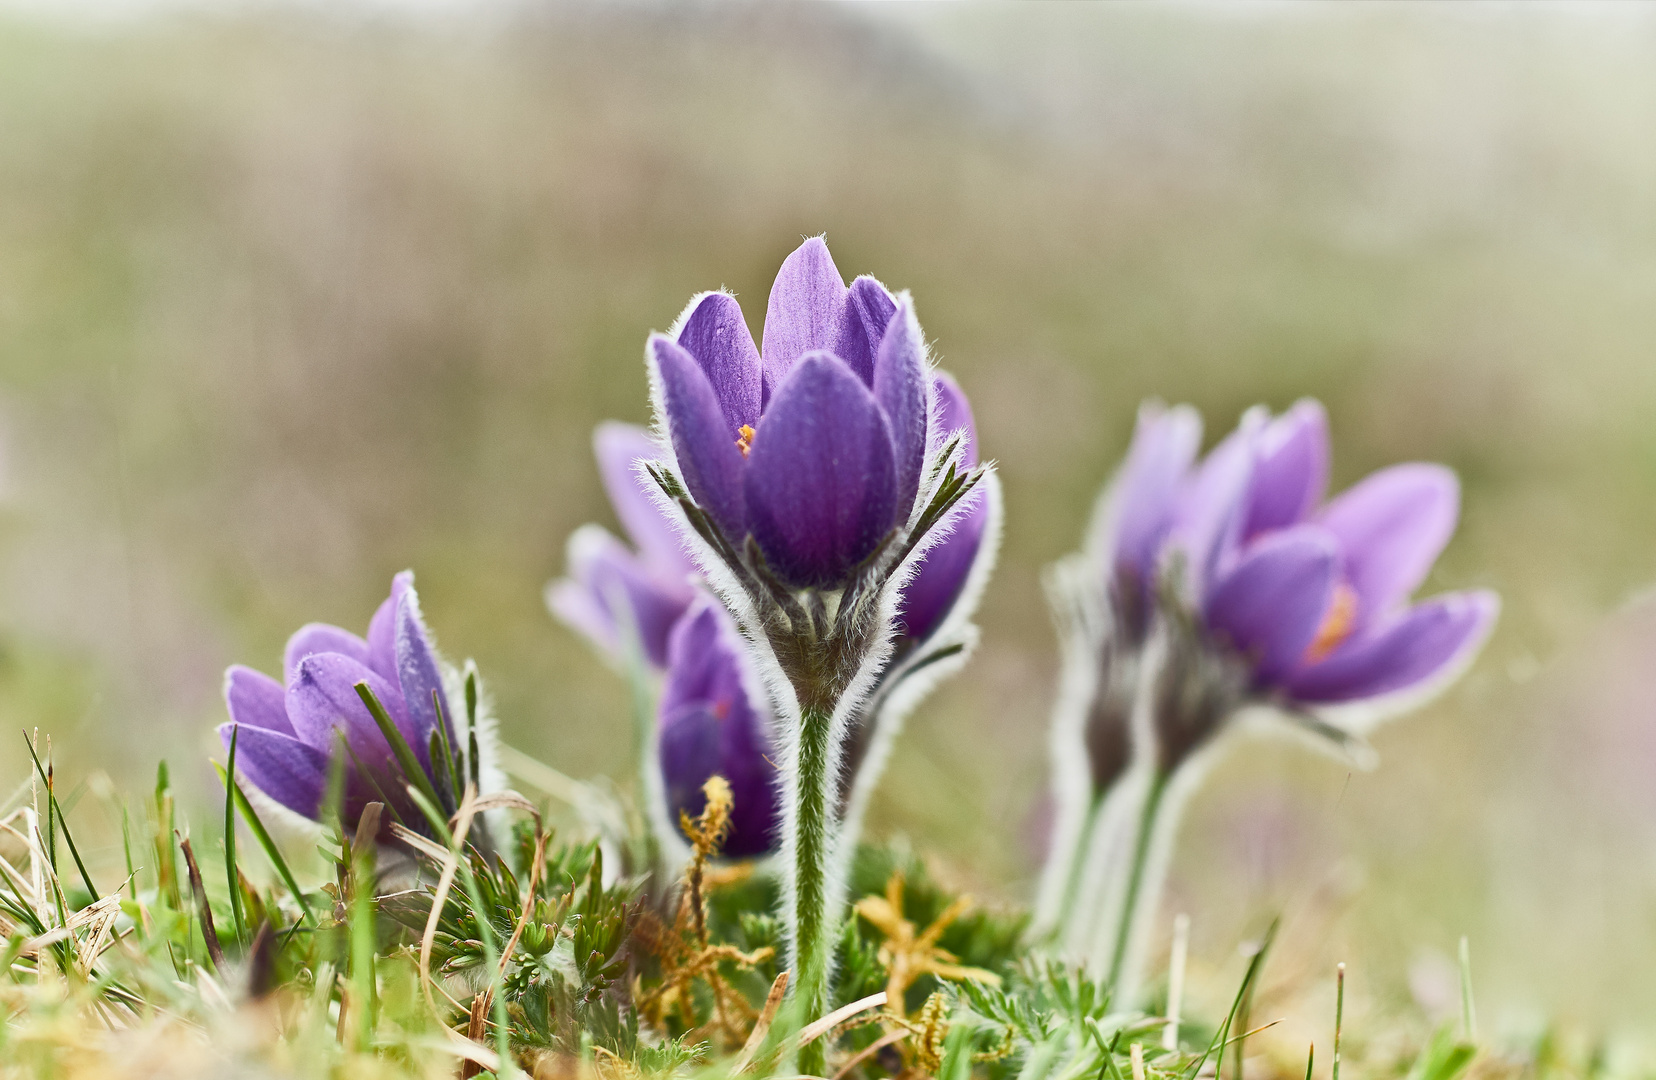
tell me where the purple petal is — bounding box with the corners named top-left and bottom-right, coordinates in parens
top-left (894, 372), bottom-right (984, 645)
top-left (659, 704), bottom-right (722, 829)
top-left (1287, 590), bottom-right (1498, 703)
top-left (594, 422), bottom-right (694, 578)
top-left (652, 334), bottom-right (748, 542)
top-left (744, 352), bottom-right (898, 589)
top-left (932, 370), bottom-right (979, 467)
top-left (897, 490), bottom-right (985, 646)
top-left (1320, 463), bottom-right (1459, 624)
top-left (365, 571), bottom-right (414, 683)
top-left (873, 299), bottom-right (929, 524)
top-left (658, 600), bottom-right (780, 859)
top-left (659, 703), bottom-right (780, 860)
top-left (546, 577), bottom-right (616, 657)
top-left (283, 625), bottom-right (371, 687)
top-left (552, 525), bottom-right (691, 668)
top-left (224, 665), bottom-right (295, 736)
top-left (1204, 526), bottom-right (1339, 684)
top-left (219, 722), bottom-right (329, 819)
top-left (1171, 408), bottom-right (1262, 599)
top-left (394, 582), bottom-right (449, 763)
top-left (760, 237), bottom-right (847, 403)
top-left (287, 653), bottom-right (411, 774)
top-left (660, 600), bottom-right (749, 717)
top-left (675, 292), bottom-right (762, 433)
top-left (834, 276), bottom-right (898, 386)
top-left (1245, 399), bottom-right (1329, 538)
top-left (1110, 402), bottom-right (1202, 581)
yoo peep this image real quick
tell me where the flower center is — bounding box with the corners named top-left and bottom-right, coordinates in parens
top-left (1305, 581), bottom-right (1358, 664)
top-left (735, 424), bottom-right (756, 458)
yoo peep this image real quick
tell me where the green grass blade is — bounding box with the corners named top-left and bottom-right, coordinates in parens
top-left (1458, 936), bottom-right (1477, 1044)
top-left (1185, 918), bottom-right (1277, 1080)
top-left (431, 689), bottom-right (462, 811)
top-left (223, 724), bottom-right (246, 947)
top-left (121, 805), bottom-right (138, 902)
top-left (212, 762), bottom-right (316, 926)
top-left (353, 681), bottom-right (445, 818)
top-left (23, 731), bottom-right (96, 900)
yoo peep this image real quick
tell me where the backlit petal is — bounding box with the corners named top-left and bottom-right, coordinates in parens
top-left (1246, 399), bottom-right (1329, 538)
top-left (873, 298), bottom-right (929, 523)
top-left (760, 237), bottom-right (847, 403)
top-left (676, 292), bottom-right (762, 433)
top-left (652, 334), bottom-right (748, 542)
top-left (1288, 590), bottom-right (1498, 703)
top-left (1204, 526), bottom-right (1339, 684)
top-left (1320, 463), bottom-right (1459, 624)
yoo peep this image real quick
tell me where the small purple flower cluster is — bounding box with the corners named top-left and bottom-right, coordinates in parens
top-left (219, 571), bottom-right (473, 836)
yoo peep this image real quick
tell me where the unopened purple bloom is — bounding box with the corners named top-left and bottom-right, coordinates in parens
top-left (658, 597), bottom-right (781, 859)
top-left (651, 238), bottom-right (933, 590)
top-left (219, 571), bottom-right (464, 832)
top-left (549, 423), bottom-right (698, 668)
top-left (1055, 402), bottom-right (1206, 798)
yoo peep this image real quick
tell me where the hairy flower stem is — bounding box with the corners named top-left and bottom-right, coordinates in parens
top-left (1048, 791), bottom-right (1106, 949)
top-left (791, 701), bottom-right (838, 1078)
top-left (1105, 771), bottom-right (1169, 996)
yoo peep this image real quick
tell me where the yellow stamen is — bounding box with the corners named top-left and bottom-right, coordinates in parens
top-left (735, 424), bottom-right (756, 457)
top-left (1305, 582), bottom-right (1358, 664)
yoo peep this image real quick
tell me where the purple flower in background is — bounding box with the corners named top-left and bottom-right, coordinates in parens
top-left (658, 597), bottom-right (781, 859)
top-left (548, 422), bottom-right (698, 668)
top-left (650, 237), bottom-right (935, 590)
top-left (1042, 398), bottom-right (1498, 993)
top-left (1096, 402), bottom-right (1204, 644)
top-left (1050, 401), bottom-right (1204, 804)
top-left (1159, 400), bottom-right (1499, 767)
top-left (219, 571), bottom-right (466, 832)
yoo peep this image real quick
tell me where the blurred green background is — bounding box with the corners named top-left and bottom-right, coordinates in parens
top-left (2, 0), bottom-right (1655, 1051)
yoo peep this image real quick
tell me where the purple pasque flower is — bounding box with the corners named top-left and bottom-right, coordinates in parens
top-left (647, 237), bottom-right (975, 614)
top-left (1157, 400), bottom-right (1499, 769)
top-left (548, 422), bottom-right (698, 668)
top-left (657, 596), bottom-right (781, 859)
top-left (219, 571), bottom-right (468, 833)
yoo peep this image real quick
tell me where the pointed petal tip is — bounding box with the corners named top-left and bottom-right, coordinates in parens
top-left (1289, 587), bottom-right (1500, 706)
top-left (762, 238), bottom-right (849, 392)
top-left (652, 333), bottom-right (748, 541)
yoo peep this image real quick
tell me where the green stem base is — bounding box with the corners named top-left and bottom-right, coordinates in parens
top-left (792, 702), bottom-right (837, 1077)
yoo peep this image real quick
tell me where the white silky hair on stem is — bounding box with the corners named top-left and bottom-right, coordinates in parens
top-left (1032, 408), bottom-right (1199, 944)
top-left (1030, 553), bottom-right (1109, 941)
top-left (1083, 740), bottom-right (1216, 1004)
top-left (836, 465), bottom-right (1004, 866)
